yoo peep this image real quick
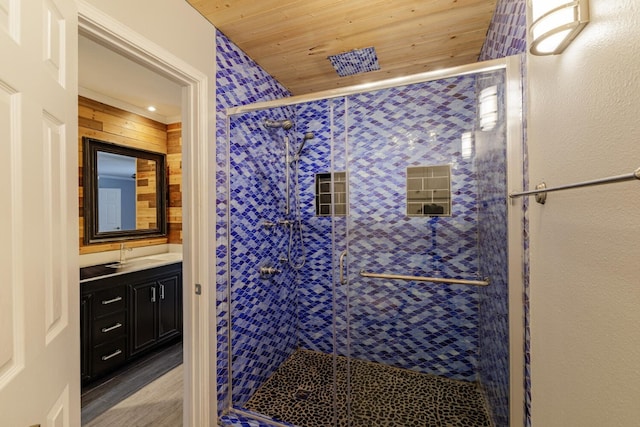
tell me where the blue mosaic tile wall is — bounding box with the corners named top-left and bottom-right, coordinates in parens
top-left (479, 0), bottom-right (527, 61)
top-left (348, 78), bottom-right (482, 379)
top-left (292, 98), bottom-right (341, 354)
top-left (292, 76), bottom-right (484, 381)
top-left (228, 108), bottom-right (299, 406)
top-left (216, 29), bottom-right (292, 414)
top-left (220, 413), bottom-right (280, 427)
top-left (476, 71), bottom-right (510, 427)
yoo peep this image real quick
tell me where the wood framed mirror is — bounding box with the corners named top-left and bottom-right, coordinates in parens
top-left (83, 137), bottom-right (167, 244)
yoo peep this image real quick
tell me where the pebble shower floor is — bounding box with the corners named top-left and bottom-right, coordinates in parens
top-left (239, 349), bottom-right (492, 427)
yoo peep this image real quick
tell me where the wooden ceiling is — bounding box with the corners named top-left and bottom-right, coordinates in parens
top-left (187, 0), bottom-right (497, 95)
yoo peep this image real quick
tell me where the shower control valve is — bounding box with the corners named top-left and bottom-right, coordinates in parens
top-left (278, 219), bottom-right (293, 227)
top-left (260, 266), bottom-right (281, 276)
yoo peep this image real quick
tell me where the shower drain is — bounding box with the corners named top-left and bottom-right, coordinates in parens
top-left (294, 388), bottom-right (311, 400)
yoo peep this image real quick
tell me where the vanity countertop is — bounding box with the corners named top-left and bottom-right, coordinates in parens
top-left (80, 252), bottom-right (182, 283)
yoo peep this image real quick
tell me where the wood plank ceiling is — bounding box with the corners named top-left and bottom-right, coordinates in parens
top-left (187, 0), bottom-right (498, 96)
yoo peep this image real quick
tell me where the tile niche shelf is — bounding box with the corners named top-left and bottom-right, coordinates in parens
top-left (315, 172), bottom-right (347, 216)
top-left (406, 165), bottom-right (452, 217)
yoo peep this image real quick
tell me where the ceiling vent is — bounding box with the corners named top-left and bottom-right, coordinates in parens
top-left (327, 47), bottom-right (380, 77)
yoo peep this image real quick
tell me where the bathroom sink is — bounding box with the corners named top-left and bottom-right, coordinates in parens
top-left (139, 252), bottom-right (183, 262)
top-left (80, 263), bottom-right (116, 280)
top-left (80, 252), bottom-right (183, 282)
top-left (106, 258), bottom-right (159, 270)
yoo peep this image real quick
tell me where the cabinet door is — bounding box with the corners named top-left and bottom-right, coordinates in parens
top-left (158, 273), bottom-right (182, 340)
top-left (80, 294), bottom-right (92, 383)
top-left (129, 281), bottom-right (158, 355)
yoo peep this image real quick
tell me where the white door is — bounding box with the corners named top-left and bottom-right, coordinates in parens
top-left (98, 188), bottom-right (122, 231)
top-left (0, 0), bottom-right (79, 426)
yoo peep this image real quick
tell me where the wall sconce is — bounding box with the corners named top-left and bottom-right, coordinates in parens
top-left (529, 0), bottom-right (590, 55)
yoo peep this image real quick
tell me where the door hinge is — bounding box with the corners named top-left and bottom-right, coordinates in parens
top-left (195, 283), bottom-right (202, 295)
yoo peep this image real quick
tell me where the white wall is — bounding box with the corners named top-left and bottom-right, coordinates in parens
top-left (82, 0), bottom-right (216, 77)
top-left (527, 1), bottom-right (640, 425)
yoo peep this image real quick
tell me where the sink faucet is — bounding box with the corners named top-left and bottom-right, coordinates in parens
top-left (119, 243), bottom-right (132, 264)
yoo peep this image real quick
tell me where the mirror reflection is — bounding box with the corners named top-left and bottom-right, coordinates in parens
top-left (84, 137), bottom-right (166, 244)
top-left (97, 152), bottom-right (137, 232)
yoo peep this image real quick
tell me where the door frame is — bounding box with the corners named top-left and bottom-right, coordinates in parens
top-left (78, 2), bottom-right (215, 425)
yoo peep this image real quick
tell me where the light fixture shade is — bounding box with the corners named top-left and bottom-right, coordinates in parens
top-left (479, 86), bottom-right (498, 131)
top-left (529, 0), bottom-right (590, 55)
top-left (460, 132), bottom-right (473, 159)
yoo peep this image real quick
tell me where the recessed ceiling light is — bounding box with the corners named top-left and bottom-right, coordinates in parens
top-left (147, 106), bottom-right (157, 112)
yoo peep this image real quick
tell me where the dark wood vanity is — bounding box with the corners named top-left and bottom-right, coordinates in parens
top-left (80, 261), bottom-right (182, 385)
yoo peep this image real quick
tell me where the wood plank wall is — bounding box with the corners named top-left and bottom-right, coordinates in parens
top-left (79, 96), bottom-right (183, 254)
top-left (167, 123), bottom-right (182, 244)
top-left (136, 158), bottom-right (159, 230)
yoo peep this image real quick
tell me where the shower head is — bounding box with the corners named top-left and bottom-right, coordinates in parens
top-left (296, 132), bottom-right (315, 157)
top-left (263, 119), bottom-right (294, 130)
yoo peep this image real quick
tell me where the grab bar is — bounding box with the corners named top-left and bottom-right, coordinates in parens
top-left (509, 166), bottom-right (640, 204)
top-left (359, 270), bottom-right (489, 286)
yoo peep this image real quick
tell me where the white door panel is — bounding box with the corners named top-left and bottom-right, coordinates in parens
top-left (99, 188), bottom-right (122, 231)
top-left (0, 0), bottom-right (79, 426)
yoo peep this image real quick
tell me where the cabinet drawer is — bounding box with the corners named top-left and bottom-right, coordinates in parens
top-left (92, 337), bottom-right (127, 376)
top-left (92, 312), bottom-right (126, 346)
top-left (92, 287), bottom-right (126, 318)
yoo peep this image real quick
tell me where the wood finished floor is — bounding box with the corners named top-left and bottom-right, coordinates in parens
top-left (85, 364), bottom-right (183, 427)
top-left (82, 341), bottom-right (183, 426)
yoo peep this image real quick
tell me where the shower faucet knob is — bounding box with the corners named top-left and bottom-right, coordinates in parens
top-left (260, 266), bottom-right (281, 276)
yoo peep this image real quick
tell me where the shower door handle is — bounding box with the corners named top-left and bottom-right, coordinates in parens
top-left (339, 250), bottom-right (347, 284)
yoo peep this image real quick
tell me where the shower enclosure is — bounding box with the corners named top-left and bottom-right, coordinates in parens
top-left (220, 58), bottom-right (523, 427)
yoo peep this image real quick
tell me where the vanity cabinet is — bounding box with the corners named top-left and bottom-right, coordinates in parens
top-left (80, 262), bottom-right (182, 385)
top-left (80, 294), bottom-right (92, 383)
top-left (129, 271), bottom-right (182, 356)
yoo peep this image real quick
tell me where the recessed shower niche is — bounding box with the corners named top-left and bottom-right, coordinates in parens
top-left (315, 172), bottom-right (347, 216)
top-left (406, 164), bottom-right (452, 216)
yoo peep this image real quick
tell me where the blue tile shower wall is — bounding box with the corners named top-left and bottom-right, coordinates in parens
top-left (346, 78), bottom-right (481, 380)
top-left (479, 0), bottom-right (527, 61)
top-left (292, 99), bottom-right (338, 355)
top-left (294, 76), bottom-right (483, 381)
top-left (216, 29), bottom-right (292, 413)
top-left (476, 72), bottom-right (510, 427)
top-left (228, 108), bottom-right (299, 406)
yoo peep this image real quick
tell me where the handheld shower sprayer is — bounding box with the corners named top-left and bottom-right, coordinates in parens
top-left (295, 132), bottom-right (315, 158)
top-left (284, 129), bottom-right (315, 270)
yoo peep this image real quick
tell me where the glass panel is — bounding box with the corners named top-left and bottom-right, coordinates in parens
top-left (224, 69), bottom-right (510, 427)
top-left (343, 70), bottom-right (508, 426)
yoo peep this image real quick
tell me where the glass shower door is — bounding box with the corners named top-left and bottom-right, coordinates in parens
top-left (339, 70), bottom-right (508, 426)
top-left (223, 66), bottom-right (510, 427)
